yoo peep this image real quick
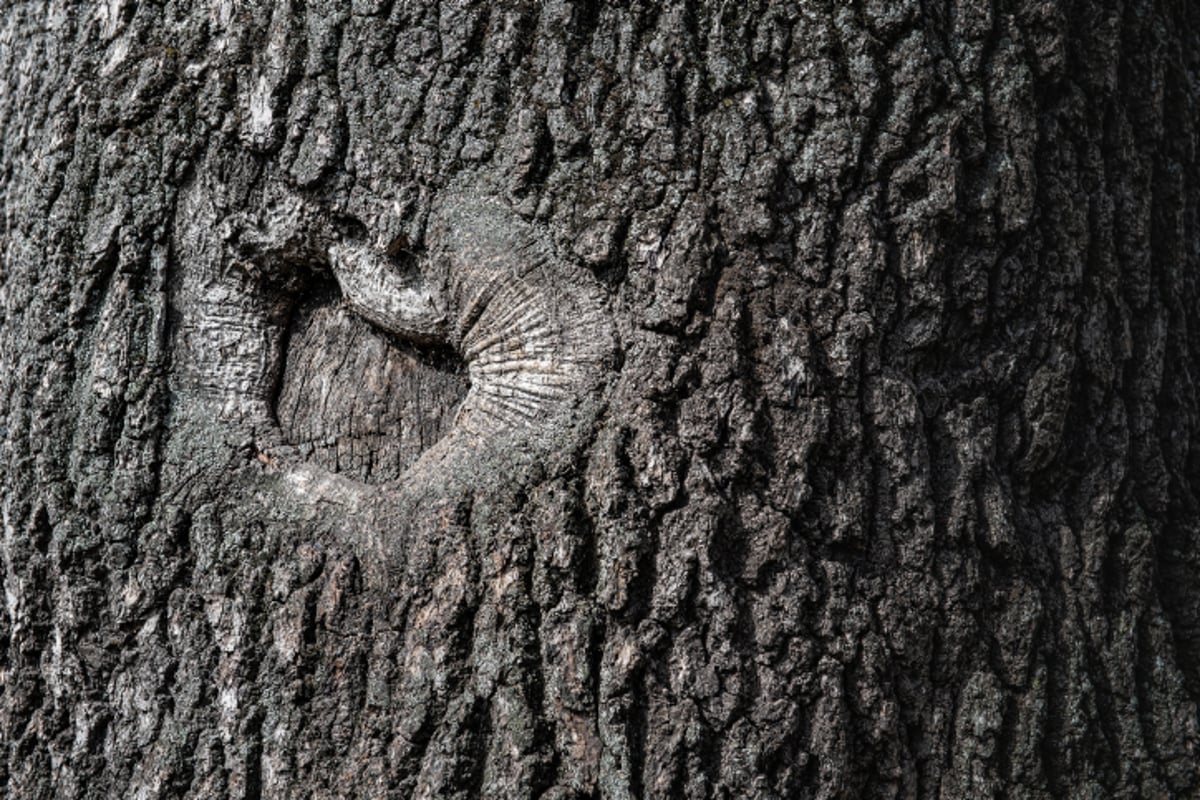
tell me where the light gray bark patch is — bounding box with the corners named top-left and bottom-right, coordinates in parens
top-left (172, 170), bottom-right (293, 426)
top-left (172, 169), bottom-right (617, 564)
top-left (426, 191), bottom-right (615, 436)
top-left (316, 187), bottom-right (618, 449)
top-left (293, 187), bottom-right (618, 564)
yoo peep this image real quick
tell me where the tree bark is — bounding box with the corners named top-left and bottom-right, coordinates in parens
top-left (2, 1), bottom-right (1199, 798)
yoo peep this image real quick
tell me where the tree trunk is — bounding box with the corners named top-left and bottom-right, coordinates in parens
top-left (3, 1), bottom-right (1199, 798)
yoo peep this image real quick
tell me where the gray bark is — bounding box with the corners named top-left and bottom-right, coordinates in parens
top-left (2, 1), bottom-right (1199, 798)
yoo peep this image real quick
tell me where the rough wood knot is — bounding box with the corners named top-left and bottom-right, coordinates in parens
top-left (174, 177), bottom-right (616, 564)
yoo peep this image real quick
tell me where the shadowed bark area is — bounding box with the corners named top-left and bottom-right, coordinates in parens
top-left (2, 1), bottom-right (1199, 798)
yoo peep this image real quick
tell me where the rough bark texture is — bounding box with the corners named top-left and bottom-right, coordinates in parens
top-left (3, 1), bottom-right (1200, 798)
